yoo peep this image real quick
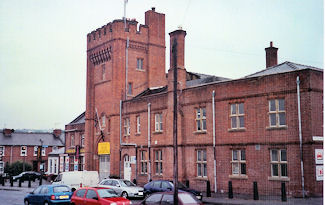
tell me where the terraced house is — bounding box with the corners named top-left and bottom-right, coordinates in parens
top-left (80, 8), bottom-right (323, 197)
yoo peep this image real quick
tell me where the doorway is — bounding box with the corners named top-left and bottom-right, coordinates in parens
top-left (124, 155), bottom-right (131, 181)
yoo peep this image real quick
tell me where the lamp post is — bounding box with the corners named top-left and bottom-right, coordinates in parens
top-left (39, 139), bottom-right (43, 172)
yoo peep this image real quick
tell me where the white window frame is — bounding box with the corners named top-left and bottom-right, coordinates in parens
top-left (101, 115), bottom-right (106, 128)
top-left (140, 150), bottom-right (147, 174)
top-left (136, 58), bottom-right (144, 70)
top-left (21, 146), bottom-right (27, 156)
top-left (196, 150), bottom-right (207, 177)
top-left (270, 149), bottom-right (288, 178)
top-left (124, 118), bottom-right (130, 136)
top-left (231, 150), bottom-right (246, 176)
top-left (33, 146), bottom-right (38, 156)
top-left (196, 108), bottom-right (207, 131)
top-left (136, 115), bottom-right (141, 134)
top-left (71, 135), bottom-right (75, 147)
top-left (0, 146), bottom-right (5, 156)
top-left (230, 103), bottom-right (245, 129)
top-left (269, 99), bottom-right (286, 127)
top-left (155, 113), bottom-right (163, 132)
top-left (155, 150), bottom-right (163, 175)
top-left (81, 134), bottom-right (85, 147)
top-left (42, 147), bottom-right (46, 156)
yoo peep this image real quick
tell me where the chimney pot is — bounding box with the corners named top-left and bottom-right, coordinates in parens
top-left (53, 129), bottom-right (62, 138)
top-left (3, 128), bottom-right (14, 137)
top-left (270, 41), bottom-right (273, 47)
top-left (152, 7), bottom-right (155, 11)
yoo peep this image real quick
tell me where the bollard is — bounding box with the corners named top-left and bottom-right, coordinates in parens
top-left (206, 180), bottom-right (211, 197)
top-left (0, 176), bottom-right (2, 186)
top-left (19, 178), bottom-right (22, 187)
top-left (253, 181), bottom-right (259, 200)
top-left (133, 179), bottom-right (137, 185)
top-left (228, 181), bottom-right (233, 199)
top-left (28, 176), bottom-right (31, 188)
top-left (10, 177), bottom-right (13, 187)
top-left (39, 174), bottom-right (42, 186)
top-left (185, 180), bottom-right (189, 188)
top-left (281, 182), bottom-right (287, 202)
top-left (1, 176), bottom-right (4, 186)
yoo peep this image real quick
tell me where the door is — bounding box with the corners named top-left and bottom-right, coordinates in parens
top-left (99, 155), bottom-right (110, 181)
top-left (124, 155), bottom-right (131, 181)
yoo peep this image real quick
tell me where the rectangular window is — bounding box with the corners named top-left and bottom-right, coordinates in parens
top-left (0, 162), bottom-right (4, 174)
top-left (137, 58), bottom-right (144, 70)
top-left (155, 150), bottom-right (163, 175)
top-left (81, 134), bottom-right (85, 147)
top-left (102, 115), bottom-right (106, 128)
top-left (71, 135), bottom-right (75, 147)
top-left (102, 64), bottom-right (106, 80)
top-left (128, 83), bottom-right (133, 95)
top-left (140, 150), bottom-right (147, 174)
top-left (270, 149), bottom-right (288, 178)
top-left (231, 150), bottom-right (246, 175)
top-left (136, 116), bottom-right (141, 134)
top-left (42, 147), bottom-right (46, 157)
top-left (196, 150), bottom-right (207, 177)
top-left (155, 113), bottom-right (163, 132)
top-left (21, 146), bottom-right (27, 156)
top-left (0, 146), bottom-right (4, 156)
top-left (269, 99), bottom-right (286, 127)
top-left (230, 103), bottom-right (245, 129)
top-left (34, 146), bottom-right (38, 156)
top-left (196, 108), bottom-right (207, 131)
top-left (124, 118), bottom-right (130, 136)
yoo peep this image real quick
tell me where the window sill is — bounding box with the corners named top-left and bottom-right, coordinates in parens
top-left (153, 131), bottom-right (163, 135)
top-left (228, 128), bottom-right (246, 132)
top-left (135, 133), bottom-right (141, 136)
top-left (136, 69), bottom-right (145, 72)
top-left (266, 126), bottom-right (287, 131)
top-left (194, 176), bottom-right (208, 181)
top-left (193, 131), bottom-right (207, 135)
top-left (229, 175), bottom-right (248, 180)
top-left (268, 176), bottom-right (290, 181)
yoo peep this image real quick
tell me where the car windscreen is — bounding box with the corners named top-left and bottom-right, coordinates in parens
top-left (97, 189), bottom-right (119, 198)
top-left (179, 193), bottom-right (199, 204)
top-left (120, 180), bottom-right (135, 187)
top-left (54, 186), bottom-right (70, 193)
top-left (54, 174), bottom-right (62, 182)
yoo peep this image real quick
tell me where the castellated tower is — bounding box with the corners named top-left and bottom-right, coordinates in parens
top-left (84, 8), bottom-right (166, 176)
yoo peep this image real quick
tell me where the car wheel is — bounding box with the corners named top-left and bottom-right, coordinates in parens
top-left (121, 191), bottom-right (128, 198)
top-left (24, 200), bottom-right (29, 205)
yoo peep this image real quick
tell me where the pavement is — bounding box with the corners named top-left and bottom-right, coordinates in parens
top-left (202, 192), bottom-right (323, 205)
top-left (0, 180), bottom-right (323, 205)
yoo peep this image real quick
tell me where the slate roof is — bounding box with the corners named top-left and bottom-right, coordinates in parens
top-left (186, 72), bottom-right (230, 87)
top-left (68, 112), bottom-right (85, 125)
top-left (244, 61), bottom-right (322, 78)
top-left (0, 129), bottom-right (65, 146)
top-left (134, 86), bottom-right (167, 99)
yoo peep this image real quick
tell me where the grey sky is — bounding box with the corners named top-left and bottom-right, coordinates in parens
top-left (0, 0), bottom-right (323, 130)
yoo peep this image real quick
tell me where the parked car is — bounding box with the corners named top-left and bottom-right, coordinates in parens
top-left (71, 187), bottom-right (131, 205)
top-left (24, 184), bottom-right (73, 205)
top-left (98, 178), bottom-right (144, 198)
top-left (52, 171), bottom-right (99, 190)
top-left (138, 191), bottom-right (203, 205)
top-left (13, 171), bottom-right (41, 182)
top-left (143, 180), bottom-right (202, 200)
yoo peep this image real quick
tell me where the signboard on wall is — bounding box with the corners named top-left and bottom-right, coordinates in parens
top-left (316, 165), bottom-right (323, 181)
top-left (74, 158), bottom-right (78, 171)
top-left (315, 149), bottom-right (323, 164)
top-left (65, 157), bottom-right (69, 172)
top-left (98, 142), bottom-right (110, 155)
top-left (59, 156), bottom-right (64, 172)
top-left (130, 156), bottom-right (136, 164)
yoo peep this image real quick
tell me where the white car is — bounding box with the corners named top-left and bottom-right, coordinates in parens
top-left (98, 178), bottom-right (144, 198)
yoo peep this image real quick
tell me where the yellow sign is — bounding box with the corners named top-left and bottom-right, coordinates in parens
top-left (98, 142), bottom-right (110, 155)
top-left (66, 148), bottom-right (75, 154)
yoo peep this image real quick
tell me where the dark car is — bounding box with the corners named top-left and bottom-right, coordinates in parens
top-left (71, 187), bottom-right (131, 205)
top-left (13, 171), bottom-right (41, 182)
top-left (138, 191), bottom-right (203, 205)
top-left (143, 180), bottom-right (203, 200)
top-left (24, 184), bottom-right (73, 205)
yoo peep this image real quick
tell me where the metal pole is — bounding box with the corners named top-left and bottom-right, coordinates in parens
top-left (296, 76), bottom-right (305, 198)
top-left (119, 100), bottom-right (122, 179)
top-left (212, 90), bottom-right (217, 193)
top-left (172, 39), bottom-right (178, 205)
top-left (147, 103), bottom-right (151, 182)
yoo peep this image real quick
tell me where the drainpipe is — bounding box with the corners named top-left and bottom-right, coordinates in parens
top-left (296, 76), bottom-right (305, 198)
top-left (148, 103), bottom-right (151, 182)
top-left (212, 90), bottom-right (217, 193)
top-left (119, 100), bottom-right (122, 178)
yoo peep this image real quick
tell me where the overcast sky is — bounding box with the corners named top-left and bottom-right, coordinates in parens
top-left (0, 0), bottom-right (323, 130)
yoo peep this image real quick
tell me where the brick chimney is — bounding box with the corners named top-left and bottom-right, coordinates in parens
top-left (53, 129), bottom-right (62, 138)
top-left (3, 128), bottom-right (14, 137)
top-left (265, 41), bottom-right (278, 68)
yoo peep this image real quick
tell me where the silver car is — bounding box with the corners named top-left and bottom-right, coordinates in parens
top-left (98, 178), bottom-right (144, 198)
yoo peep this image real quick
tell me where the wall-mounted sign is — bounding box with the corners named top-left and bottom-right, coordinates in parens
top-left (130, 156), bottom-right (136, 164)
top-left (65, 157), bottom-right (69, 172)
top-left (315, 149), bottom-right (323, 165)
top-left (66, 148), bottom-right (75, 154)
top-left (59, 156), bottom-right (64, 172)
top-left (98, 142), bottom-right (110, 155)
top-left (313, 136), bottom-right (323, 141)
top-left (316, 165), bottom-right (323, 181)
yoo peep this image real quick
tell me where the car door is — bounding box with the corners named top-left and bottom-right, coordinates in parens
top-left (85, 189), bottom-right (100, 205)
top-left (161, 181), bottom-right (172, 192)
top-left (111, 180), bottom-right (123, 196)
top-left (28, 186), bottom-right (43, 205)
top-left (152, 181), bottom-right (162, 193)
top-left (39, 186), bottom-right (49, 204)
top-left (72, 189), bottom-right (87, 205)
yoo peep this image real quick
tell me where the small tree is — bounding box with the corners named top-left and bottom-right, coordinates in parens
top-left (4, 161), bottom-right (32, 176)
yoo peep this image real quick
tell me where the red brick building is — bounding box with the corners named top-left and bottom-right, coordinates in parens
top-left (0, 128), bottom-right (65, 174)
top-left (84, 8), bottom-right (323, 197)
